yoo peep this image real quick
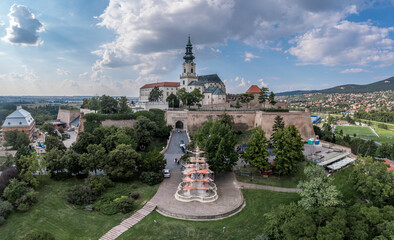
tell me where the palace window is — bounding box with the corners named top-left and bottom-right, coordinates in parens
top-left (184, 68), bottom-right (186, 73)
top-left (191, 68), bottom-right (193, 73)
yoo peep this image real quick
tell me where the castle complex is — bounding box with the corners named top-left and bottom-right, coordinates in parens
top-left (139, 37), bottom-right (227, 106)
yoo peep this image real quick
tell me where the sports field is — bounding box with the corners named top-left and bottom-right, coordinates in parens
top-left (335, 125), bottom-right (394, 144)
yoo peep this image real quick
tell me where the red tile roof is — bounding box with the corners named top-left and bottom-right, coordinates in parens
top-left (141, 82), bottom-right (180, 89)
top-left (384, 158), bottom-right (394, 172)
top-left (246, 85), bottom-right (262, 93)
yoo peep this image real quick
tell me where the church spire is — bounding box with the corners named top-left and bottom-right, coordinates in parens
top-left (183, 35), bottom-right (195, 63)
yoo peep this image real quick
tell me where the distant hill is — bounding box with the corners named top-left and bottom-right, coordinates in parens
top-left (277, 76), bottom-right (394, 96)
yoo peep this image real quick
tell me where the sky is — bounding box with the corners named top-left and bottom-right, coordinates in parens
top-left (0, 0), bottom-right (393, 97)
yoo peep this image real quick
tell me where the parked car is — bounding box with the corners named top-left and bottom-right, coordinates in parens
top-left (163, 169), bottom-right (171, 178)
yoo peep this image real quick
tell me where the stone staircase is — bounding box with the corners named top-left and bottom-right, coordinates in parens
top-left (99, 201), bottom-right (156, 240)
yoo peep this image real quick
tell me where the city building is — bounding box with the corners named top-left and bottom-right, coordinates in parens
top-left (139, 37), bottom-right (227, 106)
top-left (1, 106), bottom-right (35, 140)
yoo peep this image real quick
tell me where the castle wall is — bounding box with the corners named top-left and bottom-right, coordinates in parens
top-left (254, 111), bottom-right (315, 139)
top-left (101, 120), bottom-right (136, 128)
top-left (166, 110), bottom-right (315, 140)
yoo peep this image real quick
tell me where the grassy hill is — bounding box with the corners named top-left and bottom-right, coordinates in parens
top-left (277, 76), bottom-right (394, 96)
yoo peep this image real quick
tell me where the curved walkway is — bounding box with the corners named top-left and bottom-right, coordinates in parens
top-left (237, 182), bottom-right (302, 192)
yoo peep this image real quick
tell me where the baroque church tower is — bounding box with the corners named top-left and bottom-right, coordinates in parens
top-left (180, 36), bottom-right (198, 88)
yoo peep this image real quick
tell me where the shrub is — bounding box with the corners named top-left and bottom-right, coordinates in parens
top-left (130, 193), bottom-right (140, 200)
top-left (2, 179), bottom-right (28, 204)
top-left (139, 171), bottom-right (163, 185)
top-left (84, 175), bottom-right (114, 195)
top-left (15, 190), bottom-right (38, 211)
top-left (24, 230), bottom-right (55, 240)
top-left (67, 185), bottom-right (96, 205)
top-left (0, 200), bottom-right (13, 218)
top-left (97, 203), bottom-right (118, 215)
top-left (0, 216), bottom-right (5, 226)
top-left (0, 167), bottom-right (18, 194)
top-left (114, 196), bottom-right (134, 213)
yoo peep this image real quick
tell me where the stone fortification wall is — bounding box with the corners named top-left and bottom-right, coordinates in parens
top-left (101, 120), bottom-right (136, 128)
top-left (255, 111), bottom-right (315, 140)
top-left (186, 111), bottom-right (256, 134)
top-left (166, 110), bottom-right (315, 140)
top-left (57, 109), bottom-right (80, 126)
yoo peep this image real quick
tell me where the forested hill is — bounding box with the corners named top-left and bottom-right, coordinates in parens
top-left (277, 76), bottom-right (394, 96)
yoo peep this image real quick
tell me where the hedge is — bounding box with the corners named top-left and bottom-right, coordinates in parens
top-left (260, 108), bottom-right (289, 112)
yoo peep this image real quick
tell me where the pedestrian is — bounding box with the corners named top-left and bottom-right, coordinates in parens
top-left (174, 158), bottom-right (177, 163)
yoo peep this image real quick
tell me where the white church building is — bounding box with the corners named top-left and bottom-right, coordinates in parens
top-left (138, 37), bottom-right (227, 107)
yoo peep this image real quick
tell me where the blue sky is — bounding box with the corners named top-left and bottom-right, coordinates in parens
top-left (0, 0), bottom-right (393, 96)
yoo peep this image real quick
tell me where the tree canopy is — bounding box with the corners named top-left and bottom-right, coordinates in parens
top-left (241, 127), bottom-right (270, 171)
top-left (272, 125), bottom-right (304, 175)
top-left (193, 118), bottom-right (238, 173)
top-left (148, 86), bottom-right (163, 102)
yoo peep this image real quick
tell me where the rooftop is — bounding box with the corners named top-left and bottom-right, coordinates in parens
top-left (141, 82), bottom-right (180, 89)
top-left (2, 107), bottom-right (34, 127)
top-left (246, 85), bottom-right (262, 93)
top-left (197, 74), bottom-right (224, 84)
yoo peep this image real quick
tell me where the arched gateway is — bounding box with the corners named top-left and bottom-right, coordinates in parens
top-left (175, 121), bottom-right (184, 129)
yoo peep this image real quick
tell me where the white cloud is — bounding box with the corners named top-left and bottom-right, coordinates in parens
top-left (258, 78), bottom-right (268, 87)
top-left (0, 52), bottom-right (5, 56)
top-left (210, 48), bottom-right (221, 53)
top-left (93, 0), bottom-right (367, 80)
top-left (288, 21), bottom-right (394, 66)
top-left (2, 4), bottom-right (45, 46)
top-left (236, 77), bottom-right (246, 87)
top-left (79, 72), bottom-right (89, 78)
top-left (340, 68), bottom-right (370, 73)
top-left (244, 52), bottom-right (260, 62)
top-left (56, 68), bottom-right (71, 76)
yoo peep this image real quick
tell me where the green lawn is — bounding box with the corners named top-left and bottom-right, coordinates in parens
top-left (118, 189), bottom-right (300, 240)
top-left (335, 125), bottom-right (394, 144)
top-left (234, 163), bottom-right (308, 188)
top-left (0, 176), bottom-right (159, 240)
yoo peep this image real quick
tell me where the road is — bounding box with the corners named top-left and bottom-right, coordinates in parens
top-left (63, 131), bottom-right (77, 148)
top-left (164, 131), bottom-right (189, 170)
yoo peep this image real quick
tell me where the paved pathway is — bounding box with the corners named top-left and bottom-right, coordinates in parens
top-left (164, 130), bottom-right (189, 170)
top-left (99, 201), bottom-right (156, 240)
top-left (237, 182), bottom-right (302, 192)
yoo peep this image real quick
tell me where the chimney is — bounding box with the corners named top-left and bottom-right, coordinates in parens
top-left (17, 105), bottom-right (22, 110)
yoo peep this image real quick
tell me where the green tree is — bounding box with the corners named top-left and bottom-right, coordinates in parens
top-left (166, 93), bottom-right (180, 108)
top-left (118, 96), bottom-right (130, 113)
top-left (15, 145), bottom-right (32, 160)
top-left (271, 115), bottom-right (285, 143)
top-left (103, 144), bottom-right (140, 180)
top-left (100, 95), bottom-right (118, 114)
top-left (4, 130), bottom-right (30, 150)
top-left (80, 144), bottom-right (106, 174)
top-left (194, 120), bottom-right (238, 173)
top-left (268, 91), bottom-right (276, 106)
top-left (134, 116), bottom-right (158, 149)
top-left (18, 154), bottom-right (42, 188)
top-left (2, 179), bottom-right (28, 204)
top-left (259, 87), bottom-right (269, 108)
top-left (72, 132), bottom-right (97, 154)
top-left (351, 157), bottom-right (394, 206)
top-left (43, 148), bottom-right (66, 174)
top-left (238, 93), bottom-right (255, 109)
top-left (297, 165), bottom-right (342, 210)
top-left (241, 128), bottom-right (270, 171)
top-left (44, 136), bottom-right (66, 152)
top-left (62, 150), bottom-right (82, 175)
top-left (103, 130), bottom-right (137, 152)
top-left (148, 86), bottom-right (163, 102)
top-left (41, 123), bottom-right (56, 136)
top-left (138, 149), bottom-right (166, 173)
top-left (87, 96), bottom-right (100, 113)
top-left (376, 143), bottom-right (394, 159)
top-left (273, 125), bottom-right (304, 176)
top-left (177, 88), bottom-right (203, 109)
